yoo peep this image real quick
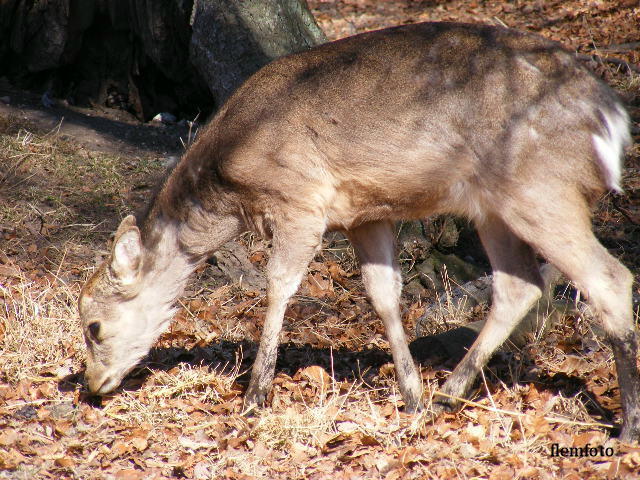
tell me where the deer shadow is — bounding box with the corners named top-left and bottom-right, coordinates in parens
top-left (58, 331), bottom-right (618, 435)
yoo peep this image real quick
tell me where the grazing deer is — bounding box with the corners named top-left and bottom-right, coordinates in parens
top-left (79, 22), bottom-right (640, 441)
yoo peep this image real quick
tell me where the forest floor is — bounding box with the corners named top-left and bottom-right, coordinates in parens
top-left (1, 1), bottom-right (640, 479)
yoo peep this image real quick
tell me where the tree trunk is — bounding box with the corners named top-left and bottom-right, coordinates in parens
top-left (190, 0), bottom-right (326, 103)
top-left (0, 0), bottom-right (325, 120)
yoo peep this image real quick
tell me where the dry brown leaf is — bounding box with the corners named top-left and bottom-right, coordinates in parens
top-left (290, 442), bottom-right (311, 463)
top-left (572, 431), bottom-right (605, 448)
top-left (298, 365), bottom-right (332, 388)
top-left (227, 435), bottom-right (247, 450)
top-left (322, 432), bottom-right (354, 453)
top-left (523, 414), bottom-right (552, 436)
top-left (54, 456), bottom-right (75, 468)
top-left (621, 451), bottom-right (640, 470)
top-left (517, 466), bottom-right (540, 478)
top-left (109, 439), bottom-right (130, 459)
top-left (327, 261), bottom-right (350, 284)
top-left (114, 469), bottom-right (146, 480)
top-left (378, 363), bottom-right (395, 378)
top-left (0, 429), bottom-right (18, 447)
top-left (557, 355), bottom-right (591, 375)
top-left (178, 435), bottom-right (218, 451)
top-left (488, 465), bottom-right (516, 480)
top-left (561, 473), bottom-right (583, 480)
top-left (464, 423), bottom-right (486, 443)
top-left (380, 402), bottom-right (396, 418)
top-left (0, 264), bottom-right (21, 278)
top-left (591, 383), bottom-right (611, 397)
top-left (548, 430), bottom-right (573, 446)
top-left (375, 455), bottom-right (401, 475)
top-left (306, 272), bottom-right (334, 298)
top-left (359, 434), bottom-right (380, 447)
top-left (129, 436), bottom-right (148, 452)
top-left (0, 448), bottom-right (28, 470)
top-left (397, 446), bottom-right (419, 466)
top-left (53, 420), bottom-right (74, 437)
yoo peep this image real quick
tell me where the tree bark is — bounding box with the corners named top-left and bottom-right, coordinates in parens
top-left (190, 0), bottom-right (326, 103)
top-left (0, 0), bottom-right (326, 120)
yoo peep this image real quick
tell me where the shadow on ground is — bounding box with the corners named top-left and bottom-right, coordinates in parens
top-left (58, 333), bottom-right (617, 434)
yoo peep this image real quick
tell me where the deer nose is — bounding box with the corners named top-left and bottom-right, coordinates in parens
top-left (87, 374), bottom-right (117, 395)
top-left (85, 365), bottom-right (115, 395)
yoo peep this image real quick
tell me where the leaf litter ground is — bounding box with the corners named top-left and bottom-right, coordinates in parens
top-left (2, 1), bottom-right (640, 479)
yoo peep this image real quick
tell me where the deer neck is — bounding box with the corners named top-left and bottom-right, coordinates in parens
top-left (139, 198), bottom-right (244, 295)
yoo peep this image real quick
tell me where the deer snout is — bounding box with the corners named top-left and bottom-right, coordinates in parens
top-left (85, 364), bottom-right (117, 395)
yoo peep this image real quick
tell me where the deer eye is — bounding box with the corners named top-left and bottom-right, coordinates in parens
top-left (87, 322), bottom-right (101, 342)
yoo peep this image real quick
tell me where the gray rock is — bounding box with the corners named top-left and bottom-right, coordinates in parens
top-left (430, 250), bottom-right (485, 284)
top-left (414, 256), bottom-right (443, 291)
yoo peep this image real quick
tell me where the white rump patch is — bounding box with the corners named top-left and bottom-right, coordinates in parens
top-left (592, 105), bottom-right (631, 193)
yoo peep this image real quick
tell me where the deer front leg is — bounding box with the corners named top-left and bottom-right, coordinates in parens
top-left (347, 221), bottom-right (424, 412)
top-left (244, 220), bottom-right (324, 408)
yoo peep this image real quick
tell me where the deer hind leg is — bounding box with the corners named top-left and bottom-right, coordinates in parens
top-left (436, 215), bottom-right (544, 411)
top-left (347, 221), bottom-right (424, 412)
top-left (503, 192), bottom-right (640, 442)
top-left (244, 217), bottom-right (325, 408)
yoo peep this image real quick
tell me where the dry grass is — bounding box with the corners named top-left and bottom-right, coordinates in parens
top-left (2, 80), bottom-right (640, 478)
top-left (0, 269), bottom-right (81, 384)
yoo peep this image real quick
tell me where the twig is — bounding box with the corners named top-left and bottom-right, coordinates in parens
top-left (432, 390), bottom-right (614, 429)
top-left (4, 398), bottom-right (67, 409)
top-left (493, 16), bottom-right (508, 28)
top-left (45, 116), bottom-right (65, 137)
top-left (480, 368), bottom-right (512, 434)
top-left (600, 42), bottom-right (640, 53)
top-left (7, 171), bottom-right (37, 188)
top-left (576, 53), bottom-right (640, 73)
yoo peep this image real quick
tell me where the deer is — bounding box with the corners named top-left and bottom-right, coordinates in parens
top-left (78, 21), bottom-right (640, 442)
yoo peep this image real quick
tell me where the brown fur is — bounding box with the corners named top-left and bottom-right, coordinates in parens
top-left (79, 22), bottom-right (639, 442)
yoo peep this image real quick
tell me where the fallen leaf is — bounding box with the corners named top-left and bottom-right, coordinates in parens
top-left (397, 446), bottom-right (419, 466)
top-left (0, 265), bottom-right (21, 278)
top-left (179, 435), bottom-right (217, 451)
top-left (322, 432), bottom-right (353, 452)
top-left (523, 415), bottom-right (551, 435)
top-left (298, 365), bottom-right (332, 388)
top-left (306, 272), bottom-right (334, 298)
top-left (0, 429), bottom-right (18, 447)
top-left (0, 448), bottom-right (28, 470)
top-left (376, 455), bottom-right (401, 475)
top-left (54, 457), bottom-right (75, 468)
top-left (109, 439), bottom-right (130, 459)
top-left (115, 469), bottom-right (145, 480)
top-left (129, 436), bottom-right (148, 452)
top-left (621, 451), bottom-right (640, 470)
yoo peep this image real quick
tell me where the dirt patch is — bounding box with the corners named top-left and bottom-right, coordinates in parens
top-left (0, 80), bottom-right (195, 157)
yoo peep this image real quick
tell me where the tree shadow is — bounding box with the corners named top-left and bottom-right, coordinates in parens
top-left (0, 94), bottom-right (191, 157)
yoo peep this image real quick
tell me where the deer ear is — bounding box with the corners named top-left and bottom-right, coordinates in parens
top-left (110, 218), bottom-right (142, 285)
top-left (114, 215), bottom-right (137, 237)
